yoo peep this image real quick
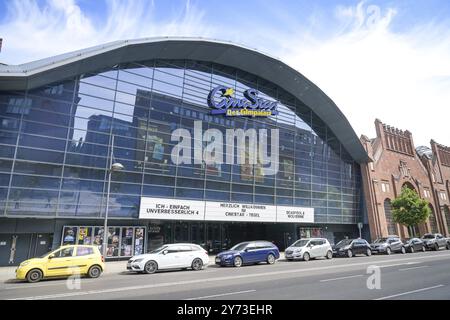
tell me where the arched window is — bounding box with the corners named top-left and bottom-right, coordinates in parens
top-left (402, 182), bottom-right (416, 192)
top-left (443, 205), bottom-right (450, 234)
top-left (384, 199), bottom-right (396, 235)
top-left (429, 204), bottom-right (438, 233)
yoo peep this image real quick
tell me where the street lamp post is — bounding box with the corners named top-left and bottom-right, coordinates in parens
top-left (102, 135), bottom-right (124, 258)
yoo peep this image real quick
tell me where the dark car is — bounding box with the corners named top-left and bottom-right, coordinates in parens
top-left (333, 239), bottom-right (372, 258)
top-left (215, 241), bottom-right (280, 267)
top-left (403, 238), bottom-right (426, 253)
top-left (421, 233), bottom-right (449, 251)
top-left (370, 236), bottom-right (406, 255)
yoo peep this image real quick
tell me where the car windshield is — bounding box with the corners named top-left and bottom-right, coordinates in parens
top-left (374, 238), bottom-right (388, 243)
top-left (38, 250), bottom-right (54, 258)
top-left (291, 240), bottom-right (310, 247)
top-left (230, 242), bottom-right (249, 251)
top-left (335, 239), bottom-right (353, 247)
top-left (422, 234), bottom-right (435, 239)
top-left (149, 246), bottom-right (168, 254)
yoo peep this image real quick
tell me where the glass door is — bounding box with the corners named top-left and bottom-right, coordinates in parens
top-left (190, 223), bottom-right (205, 248)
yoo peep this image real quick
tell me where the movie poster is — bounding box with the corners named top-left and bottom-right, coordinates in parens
top-left (62, 227), bottom-right (77, 245)
top-left (134, 228), bottom-right (145, 255)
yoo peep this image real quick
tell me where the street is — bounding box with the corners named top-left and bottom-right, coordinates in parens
top-left (1, 250), bottom-right (450, 300)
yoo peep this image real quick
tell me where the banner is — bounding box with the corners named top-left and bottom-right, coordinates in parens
top-left (204, 202), bottom-right (277, 223)
top-left (139, 197), bottom-right (314, 224)
top-left (139, 197), bottom-right (205, 221)
top-left (276, 206), bottom-right (315, 223)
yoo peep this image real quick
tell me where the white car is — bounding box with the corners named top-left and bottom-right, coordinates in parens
top-left (127, 243), bottom-right (209, 274)
top-left (285, 238), bottom-right (333, 261)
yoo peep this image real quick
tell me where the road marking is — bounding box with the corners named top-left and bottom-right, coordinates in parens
top-left (186, 290), bottom-right (256, 300)
top-left (8, 253), bottom-right (450, 300)
top-left (374, 285), bottom-right (444, 300)
top-left (398, 266), bottom-right (429, 272)
top-left (378, 262), bottom-right (420, 268)
top-left (320, 275), bottom-right (363, 282)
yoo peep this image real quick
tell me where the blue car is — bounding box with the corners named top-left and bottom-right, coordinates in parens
top-left (215, 241), bottom-right (280, 267)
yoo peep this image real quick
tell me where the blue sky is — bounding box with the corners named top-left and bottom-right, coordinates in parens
top-left (1, 0), bottom-right (450, 147)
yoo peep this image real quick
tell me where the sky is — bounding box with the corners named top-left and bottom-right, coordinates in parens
top-left (0, 0), bottom-right (449, 148)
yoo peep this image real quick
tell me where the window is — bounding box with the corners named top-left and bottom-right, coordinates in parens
top-left (76, 247), bottom-right (94, 256)
top-left (53, 247), bottom-right (74, 258)
top-left (7, 97), bottom-right (32, 115)
top-left (424, 189), bottom-right (431, 198)
top-left (440, 192), bottom-right (447, 201)
top-left (381, 182), bottom-right (390, 193)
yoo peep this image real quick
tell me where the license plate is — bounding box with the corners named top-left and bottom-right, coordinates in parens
top-left (215, 258), bottom-right (221, 263)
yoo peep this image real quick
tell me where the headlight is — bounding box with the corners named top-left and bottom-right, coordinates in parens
top-left (20, 261), bottom-right (30, 267)
top-left (224, 255), bottom-right (233, 259)
top-left (133, 259), bottom-right (143, 263)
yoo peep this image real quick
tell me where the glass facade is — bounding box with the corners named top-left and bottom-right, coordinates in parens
top-left (0, 59), bottom-right (362, 225)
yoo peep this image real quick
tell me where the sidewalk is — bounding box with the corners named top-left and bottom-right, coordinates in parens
top-left (0, 253), bottom-right (287, 283)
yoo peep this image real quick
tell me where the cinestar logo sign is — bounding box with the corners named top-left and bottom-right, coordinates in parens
top-left (207, 85), bottom-right (278, 117)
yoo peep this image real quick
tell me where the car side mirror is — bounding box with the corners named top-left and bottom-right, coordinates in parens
top-left (244, 248), bottom-right (249, 252)
top-left (48, 255), bottom-right (54, 259)
top-left (162, 250), bottom-right (168, 255)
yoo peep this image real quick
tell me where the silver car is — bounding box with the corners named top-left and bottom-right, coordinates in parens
top-left (285, 238), bottom-right (333, 262)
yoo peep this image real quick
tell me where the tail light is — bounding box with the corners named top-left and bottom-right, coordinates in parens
top-left (101, 256), bottom-right (105, 263)
top-left (204, 250), bottom-right (208, 255)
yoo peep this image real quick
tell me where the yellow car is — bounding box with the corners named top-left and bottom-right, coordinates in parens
top-left (16, 245), bottom-right (105, 283)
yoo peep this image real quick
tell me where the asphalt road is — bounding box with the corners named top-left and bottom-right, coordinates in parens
top-left (1, 250), bottom-right (450, 300)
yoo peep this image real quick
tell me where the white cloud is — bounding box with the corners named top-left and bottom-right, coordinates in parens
top-left (1, 0), bottom-right (449, 146)
top-left (0, 0), bottom-right (213, 64)
top-left (276, 2), bottom-right (450, 147)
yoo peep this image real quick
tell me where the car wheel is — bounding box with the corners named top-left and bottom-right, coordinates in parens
top-left (410, 246), bottom-right (414, 254)
top-left (366, 248), bottom-right (372, 256)
top-left (233, 256), bottom-right (243, 267)
top-left (267, 254), bottom-right (276, 265)
top-left (326, 251), bottom-right (333, 259)
top-left (87, 265), bottom-right (102, 278)
top-left (386, 247), bottom-right (391, 255)
top-left (347, 250), bottom-right (353, 258)
top-left (435, 244), bottom-right (439, 251)
top-left (446, 243), bottom-right (450, 250)
top-left (26, 269), bottom-right (43, 283)
top-left (401, 247), bottom-right (406, 254)
top-left (303, 252), bottom-right (310, 262)
top-left (143, 260), bottom-right (158, 274)
top-left (191, 258), bottom-right (203, 271)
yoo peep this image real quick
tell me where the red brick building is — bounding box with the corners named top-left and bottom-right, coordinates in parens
top-left (360, 119), bottom-right (450, 240)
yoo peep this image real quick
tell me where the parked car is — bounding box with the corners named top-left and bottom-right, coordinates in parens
top-left (127, 243), bottom-right (209, 274)
top-left (15, 245), bottom-right (105, 283)
top-left (403, 238), bottom-right (426, 253)
top-left (332, 239), bottom-right (372, 258)
top-left (370, 236), bottom-right (406, 255)
top-left (421, 233), bottom-right (449, 251)
top-left (285, 238), bottom-right (333, 261)
top-left (215, 241), bottom-right (280, 267)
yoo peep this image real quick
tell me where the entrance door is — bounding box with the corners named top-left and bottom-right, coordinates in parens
top-left (9, 234), bottom-right (33, 266)
top-left (206, 224), bottom-right (222, 254)
top-left (0, 234), bottom-right (13, 266)
top-left (31, 234), bottom-right (53, 258)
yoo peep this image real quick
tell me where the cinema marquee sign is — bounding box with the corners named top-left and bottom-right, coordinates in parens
top-left (139, 197), bottom-right (314, 224)
top-left (207, 86), bottom-right (278, 117)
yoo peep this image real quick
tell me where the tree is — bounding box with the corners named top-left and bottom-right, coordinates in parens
top-left (391, 187), bottom-right (431, 236)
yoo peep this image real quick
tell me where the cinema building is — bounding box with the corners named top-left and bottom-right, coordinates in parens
top-left (0, 38), bottom-right (370, 265)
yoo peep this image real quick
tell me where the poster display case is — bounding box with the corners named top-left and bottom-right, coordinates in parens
top-left (61, 225), bottom-right (146, 258)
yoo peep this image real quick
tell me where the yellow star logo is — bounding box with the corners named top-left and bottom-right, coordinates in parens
top-left (222, 88), bottom-right (234, 97)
